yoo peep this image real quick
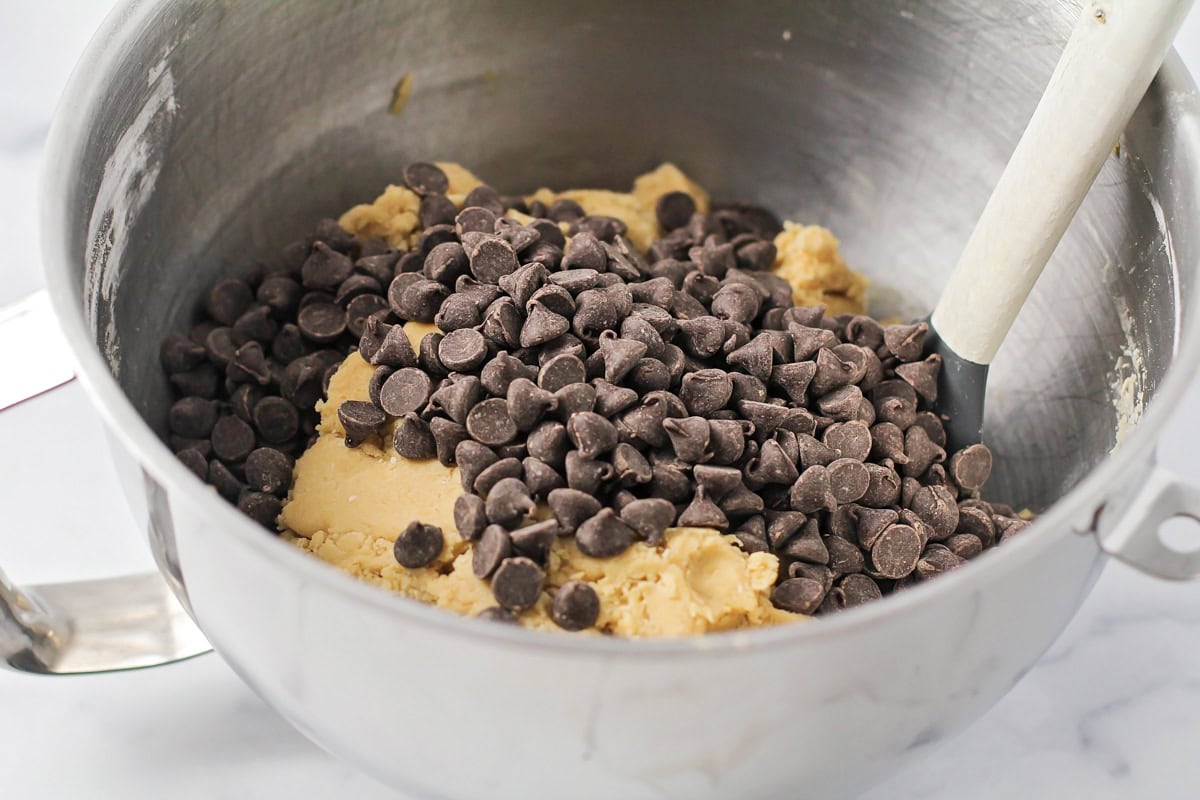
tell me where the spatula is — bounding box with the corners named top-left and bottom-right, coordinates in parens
top-left (928, 0), bottom-right (1193, 451)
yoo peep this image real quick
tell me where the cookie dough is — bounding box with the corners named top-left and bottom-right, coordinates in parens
top-left (288, 164), bottom-right (869, 636)
top-left (338, 162), bottom-right (866, 314)
top-left (283, 350), bottom-right (795, 637)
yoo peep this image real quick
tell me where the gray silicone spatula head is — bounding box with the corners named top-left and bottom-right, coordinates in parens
top-left (925, 0), bottom-right (1191, 453)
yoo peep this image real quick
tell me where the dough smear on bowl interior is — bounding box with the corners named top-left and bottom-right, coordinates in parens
top-left (282, 162), bottom-right (870, 636)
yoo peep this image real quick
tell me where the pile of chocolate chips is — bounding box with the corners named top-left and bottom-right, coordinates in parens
top-left (161, 161), bottom-right (1031, 629)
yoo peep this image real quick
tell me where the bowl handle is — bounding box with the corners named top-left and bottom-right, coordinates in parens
top-left (1094, 465), bottom-right (1200, 580)
top-left (0, 292), bottom-right (210, 674)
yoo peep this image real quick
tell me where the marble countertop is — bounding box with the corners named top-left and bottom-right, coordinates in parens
top-left (4, 3), bottom-right (1200, 798)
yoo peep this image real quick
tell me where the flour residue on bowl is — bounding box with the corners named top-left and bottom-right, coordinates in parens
top-left (82, 55), bottom-right (177, 375)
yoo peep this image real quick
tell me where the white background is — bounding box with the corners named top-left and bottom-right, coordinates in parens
top-left (3, 3), bottom-right (1200, 798)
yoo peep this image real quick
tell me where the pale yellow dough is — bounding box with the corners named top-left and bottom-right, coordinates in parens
top-left (283, 352), bottom-right (796, 636)
top-left (288, 164), bottom-right (869, 636)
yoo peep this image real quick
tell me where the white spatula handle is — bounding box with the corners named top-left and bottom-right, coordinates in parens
top-left (930, 0), bottom-right (1193, 365)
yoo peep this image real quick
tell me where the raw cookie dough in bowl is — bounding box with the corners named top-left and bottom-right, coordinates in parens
top-left (44, 2), bottom-right (1200, 799)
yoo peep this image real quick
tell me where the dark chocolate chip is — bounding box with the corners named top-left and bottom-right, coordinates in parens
top-left (827, 457), bottom-right (870, 504)
top-left (745, 439), bottom-right (799, 485)
top-left (677, 485), bottom-right (729, 529)
top-left (790, 324), bottom-right (839, 361)
top-left (244, 447), bottom-right (294, 495)
top-left (469, 237), bottom-right (519, 284)
top-left (429, 417), bottom-right (469, 466)
top-left (783, 519), bottom-right (829, 563)
top-left (394, 521), bottom-right (444, 568)
top-left (617, 498), bottom-right (675, 545)
top-left (473, 458), bottom-right (523, 496)
top-left (477, 606), bottom-right (518, 624)
top-left (297, 302), bottom-right (347, 343)
top-left (522, 457), bottom-right (564, 498)
top-left (176, 448), bottom-right (208, 480)
top-left (611, 443), bottom-right (652, 487)
top-left (161, 334), bottom-right (207, 373)
top-left (532, 356), bottom-right (586, 398)
top-left (337, 400), bottom-right (388, 447)
top-left (916, 544), bottom-right (966, 579)
top-left (301, 243), bottom-right (354, 291)
top-left (895, 354), bottom-right (941, 404)
top-left (169, 396), bottom-right (218, 438)
top-left (520, 302), bottom-right (570, 348)
top-left (379, 368), bottom-right (433, 416)
top-left (238, 492), bottom-right (283, 529)
top-left (551, 580), bottom-right (600, 630)
top-left (434, 328), bottom-right (486, 372)
top-left (403, 161), bottom-right (449, 196)
top-left (663, 416), bottom-right (711, 463)
top-left (371, 324), bottom-right (419, 369)
top-left (592, 379), bottom-right (639, 418)
top-left (491, 556), bottom-right (545, 611)
top-left (419, 193), bottom-right (458, 228)
top-left (208, 459), bottom-right (245, 502)
top-left (485, 477), bottom-right (535, 527)
top-left (823, 421), bottom-right (872, 462)
top-left (428, 376), bottom-right (483, 424)
top-left (211, 415), bottom-right (256, 462)
top-left (472, 524), bottom-right (513, 579)
top-left (576, 508), bottom-right (635, 557)
top-left (546, 488), bottom-right (602, 534)
top-left (948, 443), bottom-right (993, 493)
top-left (860, 463), bottom-right (902, 508)
top-left (467, 398), bottom-right (518, 446)
top-left (839, 573), bottom-right (883, 607)
top-left (871, 524), bottom-right (923, 579)
top-left (883, 322), bottom-right (928, 362)
top-left (393, 412), bottom-right (436, 459)
top-left (527, 421), bottom-right (569, 468)
top-left (772, 578), bottom-right (825, 614)
top-left (566, 412), bottom-right (619, 459)
top-left (253, 396), bottom-right (300, 444)
top-left (564, 450), bottom-right (614, 494)
top-left (790, 465), bottom-right (835, 513)
top-left (909, 484), bottom-right (960, 541)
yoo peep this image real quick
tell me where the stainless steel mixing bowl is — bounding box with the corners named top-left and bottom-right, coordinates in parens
top-left (8, 1), bottom-right (1200, 797)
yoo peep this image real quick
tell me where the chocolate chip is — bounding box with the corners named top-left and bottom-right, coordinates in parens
top-left (655, 191), bottom-right (697, 231)
top-left (662, 416), bottom-right (710, 463)
top-left (296, 302), bottom-right (347, 343)
top-left (519, 302), bottom-right (568, 349)
top-left (521, 457), bottom-right (564, 498)
top-left (529, 355), bottom-right (583, 397)
top-left (827, 457), bottom-right (870, 503)
top-left (485, 477), bottom-right (535, 528)
top-left (238, 492), bottom-right (282, 529)
top-left (790, 465), bottom-right (835, 513)
top-left (253, 396), bottom-right (300, 444)
top-left (436, 328), bottom-right (487, 372)
top-left (175, 448), bottom-right (208, 480)
top-left (772, 578), bottom-right (825, 614)
top-left (379, 368), bottom-right (433, 416)
top-left (465, 185), bottom-right (506, 215)
top-left (337, 400), bottom-right (387, 447)
top-left (711, 283), bottom-right (761, 324)
top-left (566, 412), bottom-right (619, 458)
top-left (402, 161), bottom-right (449, 196)
top-left (491, 556), bottom-right (545, 611)
top-left (611, 443), bottom-right (652, 487)
top-left (745, 439), bottom-right (799, 485)
top-left (469, 237), bottom-right (519, 284)
top-left (564, 450), bottom-right (614, 494)
top-left (871, 524), bottom-right (923, 579)
top-left (467, 398), bottom-right (518, 446)
top-left (883, 322), bottom-right (928, 362)
top-left (916, 543), bottom-right (966, 579)
top-left (393, 521), bottom-right (444, 569)
top-left (396, 278), bottom-right (450, 323)
top-left (895, 354), bottom-right (941, 404)
top-left (391, 413), bottom-right (434, 459)
top-left (827, 536), bottom-right (866, 575)
top-left (707, 419), bottom-right (749, 465)
top-left (677, 486), bottom-right (729, 529)
top-left (413, 192), bottom-right (455, 228)
top-left (473, 458), bottom-right (522, 496)
top-left (948, 443), bottom-right (992, 493)
top-left (909, 484), bottom-right (960, 540)
top-left (244, 447), bottom-right (294, 495)
top-left (956, 505), bottom-right (996, 547)
top-left (161, 335), bottom-right (208, 373)
top-left (595, 331), bottom-right (647, 384)
top-left (790, 324), bottom-right (838, 361)
top-left (169, 397), bottom-right (218, 438)
top-left (838, 574), bottom-right (883, 607)
top-left (903, 424), bottom-right (946, 478)
top-left (202, 326), bottom-right (239, 366)
top-left (551, 580), bottom-right (600, 631)
top-left (207, 278), bottom-right (254, 326)
top-left (428, 376), bottom-right (482, 424)
top-left (817, 385), bottom-right (864, 422)
top-left (576, 508), bottom-right (635, 557)
top-left (614, 498), bottom-right (674, 545)
top-left (509, 519), bottom-right (559, 563)
top-left (823, 420), bottom-right (872, 461)
top-left (211, 415), bottom-right (256, 461)
top-left (783, 519), bottom-right (829, 563)
top-left (592, 379), bottom-right (639, 418)
top-left (372, 324), bottom-right (419, 369)
top-left (476, 606), bottom-right (517, 624)
top-left (676, 369), bottom-right (730, 416)
top-left (429, 417), bottom-right (469, 466)
top-left (301, 242), bottom-right (354, 292)
top-left (736, 239), bottom-right (777, 271)
top-left (207, 459), bottom-right (245, 502)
